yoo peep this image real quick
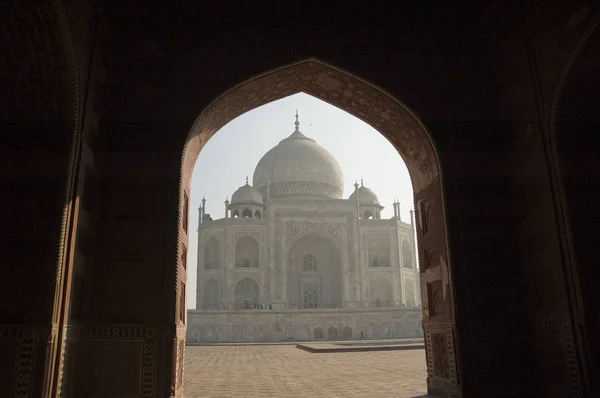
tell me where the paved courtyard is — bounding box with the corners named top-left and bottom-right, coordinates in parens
top-left (184, 345), bottom-right (427, 397)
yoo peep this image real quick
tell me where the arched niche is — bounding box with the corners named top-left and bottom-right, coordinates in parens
top-left (234, 278), bottom-right (259, 309)
top-left (203, 279), bottom-right (219, 310)
top-left (204, 237), bottom-right (220, 270)
top-left (180, 58), bottom-right (453, 395)
top-left (405, 278), bottom-right (416, 307)
top-left (342, 326), bottom-right (353, 339)
top-left (402, 240), bottom-right (413, 269)
top-left (287, 231), bottom-right (342, 309)
top-left (369, 276), bottom-right (393, 307)
top-left (235, 236), bottom-right (259, 268)
top-left (241, 208), bottom-right (252, 218)
top-left (314, 327), bottom-right (324, 340)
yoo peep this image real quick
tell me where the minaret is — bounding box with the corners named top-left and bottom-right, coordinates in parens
top-left (396, 202), bottom-right (401, 222)
top-left (393, 199), bottom-right (398, 219)
top-left (224, 196), bottom-right (229, 218)
top-left (409, 208), bottom-right (415, 227)
top-left (295, 109), bottom-right (300, 131)
top-left (201, 196), bottom-right (206, 223)
top-left (197, 206), bottom-right (202, 230)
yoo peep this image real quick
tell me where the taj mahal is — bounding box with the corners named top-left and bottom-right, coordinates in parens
top-left (186, 113), bottom-right (422, 343)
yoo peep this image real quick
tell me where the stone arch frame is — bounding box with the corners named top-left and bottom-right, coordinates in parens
top-left (233, 277), bottom-right (259, 309)
top-left (254, 210), bottom-right (262, 218)
top-left (548, 11), bottom-right (600, 393)
top-left (179, 59), bottom-right (455, 394)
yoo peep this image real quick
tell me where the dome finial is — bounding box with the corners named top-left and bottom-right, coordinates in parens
top-left (245, 176), bottom-right (249, 185)
top-left (361, 178), bottom-right (364, 187)
top-left (294, 109), bottom-right (300, 131)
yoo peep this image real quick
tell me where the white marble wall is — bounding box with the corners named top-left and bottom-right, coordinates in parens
top-left (196, 202), bottom-right (420, 313)
top-left (186, 308), bottom-right (423, 343)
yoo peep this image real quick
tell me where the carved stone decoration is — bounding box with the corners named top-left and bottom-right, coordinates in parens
top-left (422, 248), bottom-right (439, 272)
top-left (428, 280), bottom-right (452, 320)
top-left (88, 327), bottom-right (156, 397)
top-left (176, 339), bottom-right (185, 389)
top-left (233, 231), bottom-right (262, 242)
top-left (420, 197), bottom-right (437, 236)
top-left (431, 332), bottom-right (450, 378)
top-left (284, 221), bottom-right (342, 246)
top-left (0, 327), bottom-right (37, 398)
top-left (531, 316), bottom-right (582, 396)
top-left (423, 322), bottom-right (460, 395)
top-left (266, 181), bottom-right (342, 199)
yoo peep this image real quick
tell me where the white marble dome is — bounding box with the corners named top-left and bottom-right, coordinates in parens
top-left (231, 180), bottom-right (263, 205)
top-left (349, 183), bottom-right (380, 205)
top-left (252, 114), bottom-right (344, 199)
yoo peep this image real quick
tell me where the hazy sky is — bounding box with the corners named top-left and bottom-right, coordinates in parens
top-left (186, 93), bottom-right (414, 308)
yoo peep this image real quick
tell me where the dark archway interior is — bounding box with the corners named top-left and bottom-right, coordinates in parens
top-left (1, 2), bottom-right (599, 397)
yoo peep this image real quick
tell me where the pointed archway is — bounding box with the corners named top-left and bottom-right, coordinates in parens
top-left (176, 59), bottom-right (457, 396)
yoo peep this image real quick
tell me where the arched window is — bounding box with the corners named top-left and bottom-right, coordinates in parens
top-left (372, 257), bottom-right (380, 267)
top-left (303, 253), bottom-right (317, 271)
top-left (242, 208), bottom-right (252, 218)
top-left (363, 210), bottom-right (373, 219)
top-left (303, 287), bottom-right (318, 309)
top-left (232, 210), bottom-right (239, 218)
top-left (254, 210), bottom-right (262, 218)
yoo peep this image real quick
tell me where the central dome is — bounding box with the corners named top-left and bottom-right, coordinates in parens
top-left (252, 112), bottom-right (344, 199)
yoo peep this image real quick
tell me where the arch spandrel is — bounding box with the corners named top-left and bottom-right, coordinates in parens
top-left (183, 59), bottom-right (438, 193)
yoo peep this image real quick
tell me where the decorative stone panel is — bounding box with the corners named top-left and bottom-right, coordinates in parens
top-left (531, 316), bottom-right (582, 397)
top-left (284, 221), bottom-right (342, 246)
top-left (423, 321), bottom-right (460, 396)
top-left (89, 326), bottom-right (157, 397)
top-left (0, 326), bottom-right (39, 398)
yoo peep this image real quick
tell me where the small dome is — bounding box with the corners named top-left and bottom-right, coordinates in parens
top-left (349, 183), bottom-right (380, 205)
top-left (231, 180), bottom-right (263, 205)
